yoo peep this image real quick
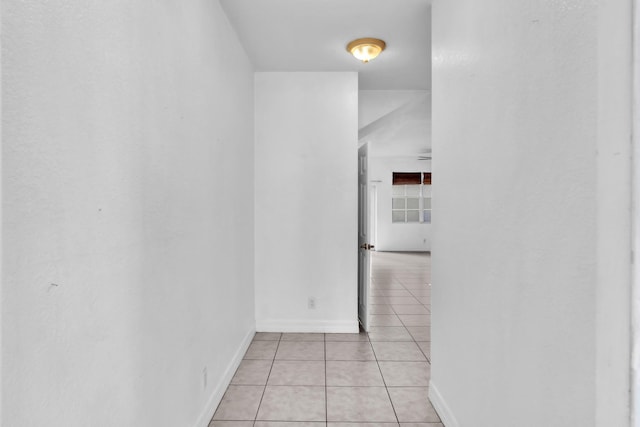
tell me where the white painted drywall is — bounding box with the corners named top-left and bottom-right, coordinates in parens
top-left (2, 2), bottom-right (255, 426)
top-left (633, 2), bottom-right (640, 424)
top-left (430, 1), bottom-right (598, 426)
top-left (254, 72), bottom-right (359, 333)
top-left (359, 90), bottom-right (428, 129)
top-left (596, 1), bottom-right (633, 426)
top-left (369, 157), bottom-right (431, 252)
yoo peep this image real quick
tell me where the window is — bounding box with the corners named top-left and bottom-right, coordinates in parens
top-left (392, 172), bottom-right (431, 224)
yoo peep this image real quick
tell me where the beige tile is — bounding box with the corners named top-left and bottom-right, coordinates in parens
top-left (254, 332), bottom-right (282, 341)
top-left (388, 387), bottom-right (441, 423)
top-left (213, 385), bottom-right (264, 421)
top-left (391, 305), bottom-right (429, 315)
top-left (327, 386), bottom-right (396, 422)
top-left (257, 386), bottom-right (326, 421)
top-left (281, 333), bottom-right (325, 341)
top-left (400, 283), bottom-right (430, 290)
top-left (256, 423), bottom-right (325, 427)
top-left (395, 274), bottom-right (427, 279)
top-left (326, 341), bottom-right (375, 360)
top-left (209, 422), bottom-right (254, 427)
top-left (378, 362), bottom-right (431, 386)
top-left (406, 326), bottom-right (431, 341)
top-left (371, 275), bottom-right (394, 281)
top-left (415, 296), bottom-right (431, 305)
top-left (371, 282), bottom-right (405, 290)
top-left (329, 424), bottom-right (399, 427)
top-left (368, 326), bottom-right (414, 342)
top-left (400, 423), bottom-right (444, 427)
top-left (369, 304), bottom-right (396, 314)
top-left (400, 424), bottom-right (443, 427)
top-left (417, 341), bottom-right (431, 361)
top-left (326, 361), bottom-right (385, 386)
top-left (244, 341), bottom-right (278, 360)
top-left (268, 361), bottom-right (325, 386)
top-left (275, 341), bottom-right (325, 360)
top-left (408, 289), bottom-right (431, 297)
top-left (231, 360), bottom-right (273, 385)
top-left (215, 252), bottom-right (435, 427)
top-left (397, 314), bottom-right (430, 327)
top-left (370, 314), bottom-right (404, 326)
top-left (378, 289), bottom-right (414, 297)
top-left (326, 332), bottom-right (369, 342)
top-left (371, 342), bottom-right (426, 361)
top-left (397, 283), bottom-right (427, 288)
top-left (386, 296), bottom-right (421, 305)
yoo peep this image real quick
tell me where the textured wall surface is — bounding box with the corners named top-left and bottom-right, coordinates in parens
top-left (596, 1), bottom-right (633, 425)
top-left (254, 72), bottom-right (358, 333)
top-left (2, 1), bottom-right (255, 426)
top-left (430, 1), bottom-right (597, 426)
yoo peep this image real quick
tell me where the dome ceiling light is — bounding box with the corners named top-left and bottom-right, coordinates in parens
top-left (346, 38), bottom-right (386, 63)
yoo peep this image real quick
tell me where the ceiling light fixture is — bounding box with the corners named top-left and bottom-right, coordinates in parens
top-left (346, 38), bottom-right (386, 63)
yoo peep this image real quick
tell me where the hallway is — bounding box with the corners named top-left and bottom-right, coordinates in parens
top-left (210, 252), bottom-right (439, 426)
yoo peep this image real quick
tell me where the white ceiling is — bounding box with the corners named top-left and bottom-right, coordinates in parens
top-left (360, 92), bottom-right (431, 157)
top-left (220, 0), bottom-right (431, 90)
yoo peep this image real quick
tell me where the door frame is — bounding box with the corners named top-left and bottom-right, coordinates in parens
top-left (369, 183), bottom-right (378, 250)
top-left (357, 142), bottom-right (371, 331)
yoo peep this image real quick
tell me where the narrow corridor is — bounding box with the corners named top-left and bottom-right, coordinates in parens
top-left (210, 251), bottom-right (439, 426)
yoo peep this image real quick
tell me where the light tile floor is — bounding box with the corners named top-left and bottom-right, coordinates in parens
top-left (210, 251), bottom-right (440, 427)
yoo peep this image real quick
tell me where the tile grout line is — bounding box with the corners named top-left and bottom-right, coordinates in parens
top-left (324, 334), bottom-right (328, 426)
top-left (252, 333), bottom-right (282, 425)
top-left (262, 384), bottom-right (430, 387)
top-left (391, 305), bottom-right (432, 364)
top-left (223, 254), bottom-right (433, 426)
top-left (369, 333), bottom-right (401, 425)
top-left (397, 256), bottom-right (438, 423)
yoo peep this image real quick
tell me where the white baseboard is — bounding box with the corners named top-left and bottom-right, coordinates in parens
top-left (256, 319), bottom-right (359, 333)
top-left (429, 380), bottom-right (460, 427)
top-left (194, 328), bottom-right (255, 427)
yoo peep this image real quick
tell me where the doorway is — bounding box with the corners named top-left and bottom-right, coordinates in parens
top-left (369, 251), bottom-right (432, 349)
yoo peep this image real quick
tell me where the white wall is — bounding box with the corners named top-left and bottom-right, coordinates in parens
top-left (359, 90), bottom-right (427, 129)
top-left (2, 2), bottom-right (255, 426)
top-left (430, 1), bottom-right (597, 427)
top-left (596, 1), bottom-right (633, 425)
top-left (255, 72), bottom-right (358, 333)
top-left (369, 157), bottom-right (431, 252)
top-left (633, 2), bottom-right (640, 422)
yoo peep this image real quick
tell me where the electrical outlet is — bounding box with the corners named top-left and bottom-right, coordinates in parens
top-left (308, 297), bottom-right (316, 309)
top-left (203, 367), bottom-right (208, 389)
